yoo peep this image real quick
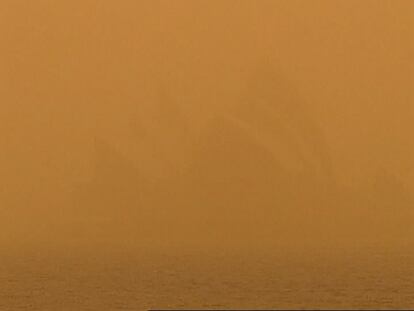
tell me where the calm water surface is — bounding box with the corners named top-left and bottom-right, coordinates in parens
top-left (1, 246), bottom-right (413, 310)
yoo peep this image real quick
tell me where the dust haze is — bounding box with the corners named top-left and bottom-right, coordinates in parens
top-left (1, 0), bottom-right (413, 252)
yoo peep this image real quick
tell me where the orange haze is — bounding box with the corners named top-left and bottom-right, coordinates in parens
top-left (0, 0), bottom-right (413, 251)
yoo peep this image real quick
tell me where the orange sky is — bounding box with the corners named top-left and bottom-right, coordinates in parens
top-left (0, 1), bottom-right (412, 249)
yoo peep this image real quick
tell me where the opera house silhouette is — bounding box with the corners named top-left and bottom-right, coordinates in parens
top-left (72, 67), bottom-right (412, 247)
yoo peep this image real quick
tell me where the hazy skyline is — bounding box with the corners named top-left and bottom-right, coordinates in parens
top-left (0, 0), bottom-right (413, 249)
top-left (1, 1), bottom-right (413, 310)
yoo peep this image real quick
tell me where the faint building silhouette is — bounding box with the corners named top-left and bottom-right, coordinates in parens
top-left (72, 138), bottom-right (148, 222)
top-left (171, 64), bottom-right (338, 242)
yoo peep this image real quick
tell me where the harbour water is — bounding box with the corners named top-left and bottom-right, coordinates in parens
top-left (1, 245), bottom-right (413, 310)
